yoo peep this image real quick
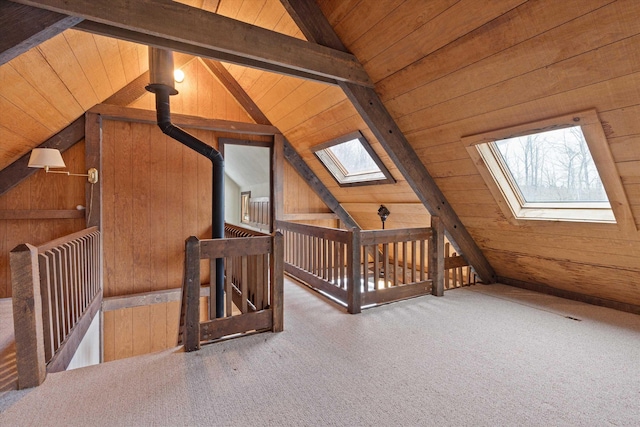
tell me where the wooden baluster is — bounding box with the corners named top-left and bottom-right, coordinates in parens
top-left (241, 256), bottom-right (248, 314)
top-left (256, 254), bottom-right (264, 310)
top-left (37, 253), bottom-right (54, 362)
top-left (209, 259), bottom-right (216, 321)
top-left (362, 245), bottom-right (369, 294)
top-left (347, 228), bottom-right (361, 314)
top-left (393, 242), bottom-right (398, 287)
top-left (310, 236), bottom-right (316, 276)
top-left (383, 243), bottom-right (389, 289)
top-left (402, 241), bottom-right (407, 286)
top-left (419, 240), bottom-right (426, 283)
top-left (225, 257), bottom-right (233, 317)
top-left (322, 238), bottom-right (327, 280)
top-left (444, 242), bottom-right (450, 290)
top-left (411, 241), bottom-right (416, 283)
top-left (52, 248), bottom-right (65, 348)
top-left (373, 244), bottom-right (380, 290)
top-left (47, 253), bottom-right (61, 351)
top-left (327, 239), bottom-right (333, 284)
top-left (452, 252), bottom-right (458, 288)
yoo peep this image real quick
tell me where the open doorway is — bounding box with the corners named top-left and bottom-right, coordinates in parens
top-left (220, 138), bottom-right (273, 233)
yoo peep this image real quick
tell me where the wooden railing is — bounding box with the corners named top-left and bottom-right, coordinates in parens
top-left (277, 218), bottom-right (444, 314)
top-left (179, 226), bottom-right (283, 351)
top-left (10, 227), bottom-right (101, 388)
top-left (444, 242), bottom-right (478, 289)
top-left (242, 197), bottom-right (270, 231)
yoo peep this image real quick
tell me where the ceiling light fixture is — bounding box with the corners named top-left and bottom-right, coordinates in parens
top-left (28, 148), bottom-right (98, 184)
top-left (173, 69), bottom-right (185, 83)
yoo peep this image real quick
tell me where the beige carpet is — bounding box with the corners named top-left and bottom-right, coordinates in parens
top-left (1, 279), bottom-right (639, 426)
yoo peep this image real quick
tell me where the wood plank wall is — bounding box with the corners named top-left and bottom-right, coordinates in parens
top-left (0, 143), bottom-right (86, 298)
top-left (283, 161), bottom-right (336, 228)
top-left (317, 0), bottom-right (640, 306)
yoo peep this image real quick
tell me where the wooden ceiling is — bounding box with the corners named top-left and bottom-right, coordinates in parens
top-left (2, 0), bottom-right (640, 308)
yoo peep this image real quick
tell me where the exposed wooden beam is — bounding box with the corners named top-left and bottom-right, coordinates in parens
top-left (199, 58), bottom-right (271, 126)
top-left (89, 104), bottom-right (279, 136)
top-left (280, 0), bottom-right (496, 282)
top-left (10, 0), bottom-right (372, 87)
top-left (0, 0), bottom-right (82, 65)
top-left (75, 21), bottom-right (337, 86)
top-left (0, 116), bottom-right (85, 197)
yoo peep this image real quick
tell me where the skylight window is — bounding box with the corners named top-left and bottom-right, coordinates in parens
top-left (493, 126), bottom-right (608, 204)
top-left (462, 110), bottom-right (635, 228)
top-left (313, 132), bottom-right (394, 186)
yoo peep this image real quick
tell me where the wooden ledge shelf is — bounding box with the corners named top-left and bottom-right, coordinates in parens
top-left (0, 210), bottom-right (84, 220)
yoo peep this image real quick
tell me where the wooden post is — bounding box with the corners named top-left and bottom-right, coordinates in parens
top-left (183, 236), bottom-right (201, 352)
top-left (347, 228), bottom-right (362, 314)
top-left (10, 244), bottom-right (47, 388)
top-left (85, 112), bottom-right (102, 229)
top-left (429, 217), bottom-right (445, 297)
top-left (271, 232), bottom-right (284, 332)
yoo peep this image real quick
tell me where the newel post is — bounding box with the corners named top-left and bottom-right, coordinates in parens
top-left (183, 236), bottom-right (201, 352)
top-left (347, 228), bottom-right (362, 314)
top-left (429, 217), bottom-right (445, 297)
top-left (10, 244), bottom-right (47, 388)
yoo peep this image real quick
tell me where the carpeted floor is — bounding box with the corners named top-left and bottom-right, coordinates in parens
top-left (1, 279), bottom-right (639, 426)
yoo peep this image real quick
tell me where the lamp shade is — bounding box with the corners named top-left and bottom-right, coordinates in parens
top-left (28, 148), bottom-right (66, 169)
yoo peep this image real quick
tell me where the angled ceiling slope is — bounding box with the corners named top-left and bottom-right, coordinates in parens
top-left (2, 0), bottom-right (495, 282)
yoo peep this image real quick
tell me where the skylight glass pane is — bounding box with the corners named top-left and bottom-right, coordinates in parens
top-left (493, 126), bottom-right (609, 203)
top-left (326, 138), bottom-right (381, 176)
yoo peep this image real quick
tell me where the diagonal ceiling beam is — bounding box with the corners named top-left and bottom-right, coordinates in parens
top-left (198, 57), bottom-right (359, 229)
top-left (280, 0), bottom-right (496, 283)
top-left (199, 58), bottom-right (271, 126)
top-left (0, 116), bottom-right (85, 196)
top-left (0, 0), bottom-right (82, 65)
top-left (9, 0), bottom-right (372, 87)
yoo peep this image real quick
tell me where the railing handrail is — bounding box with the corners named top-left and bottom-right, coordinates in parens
top-left (225, 222), bottom-right (269, 238)
top-left (360, 227), bottom-right (432, 245)
top-left (280, 218), bottom-right (446, 313)
top-left (11, 227), bottom-right (101, 388)
top-left (276, 220), bottom-right (351, 243)
top-left (37, 226), bottom-right (99, 253)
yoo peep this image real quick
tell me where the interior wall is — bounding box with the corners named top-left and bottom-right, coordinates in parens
top-left (283, 161), bottom-right (336, 228)
top-left (0, 142), bottom-right (86, 298)
top-left (225, 176), bottom-right (241, 226)
top-left (67, 312), bottom-right (100, 370)
top-left (101, 55), bottom-right (265, 360)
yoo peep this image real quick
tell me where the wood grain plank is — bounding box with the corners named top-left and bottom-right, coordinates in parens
top-left (63, 29), bottom-right (113, 101)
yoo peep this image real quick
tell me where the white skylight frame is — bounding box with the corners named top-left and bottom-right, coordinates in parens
top-left (312, 131), bottom-right (395, 187)
top-left (462, 110), bottom-right (635, 230)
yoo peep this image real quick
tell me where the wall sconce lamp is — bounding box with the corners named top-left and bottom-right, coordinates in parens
top-left (28, 148), bottom-right (98, 184)
top-left (377, 204), bottom-right (390, 229)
